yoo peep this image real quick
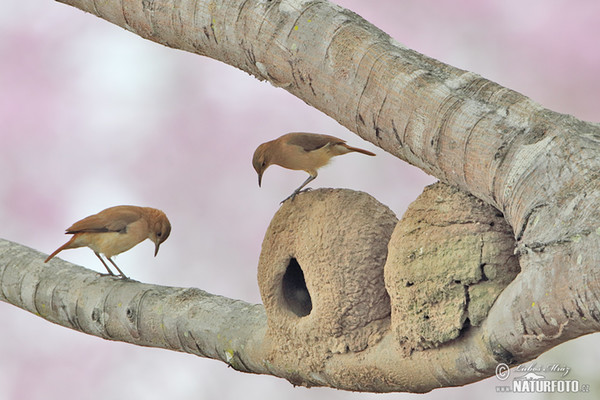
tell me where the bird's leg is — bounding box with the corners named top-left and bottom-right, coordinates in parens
top-left (107, 257), bottom-right (128, 279)
top-left (94, 252), bottom-right (115, 276)
top-left (281, 174), bottom-right (316, 204)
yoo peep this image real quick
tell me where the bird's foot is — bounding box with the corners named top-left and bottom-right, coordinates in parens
top-left (98, 272), bottom-right (129, 279)
top-left (280, 187), bottom-right (312, 204)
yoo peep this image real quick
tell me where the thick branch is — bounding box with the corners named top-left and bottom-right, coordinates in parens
top-left (0, 239), bottom-right (267, 373)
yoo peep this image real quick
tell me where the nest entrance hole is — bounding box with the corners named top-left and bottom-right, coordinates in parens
top-left (282, 257), bottom-right (312, 317)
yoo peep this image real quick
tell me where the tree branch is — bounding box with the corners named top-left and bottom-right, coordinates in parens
top-left (0, 239), bottom-right (267, 373)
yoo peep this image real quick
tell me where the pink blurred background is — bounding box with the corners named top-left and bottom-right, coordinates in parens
top-left (1, 1), bottom-right (599, 399)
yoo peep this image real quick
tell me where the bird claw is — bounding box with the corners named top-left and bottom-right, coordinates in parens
top-left (98, 272), bottom-right (129, 279)
top-left (280, 187), bottom-right (312, 204)
top-left (280, 196), bottom-right (293, 204)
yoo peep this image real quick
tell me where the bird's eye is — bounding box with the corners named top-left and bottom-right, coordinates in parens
top-left (261, 161), bottom-right (266, 167)
top-left (157, 232), bottom-right (162, 237)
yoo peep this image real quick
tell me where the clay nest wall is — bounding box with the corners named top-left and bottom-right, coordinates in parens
top-left (258, 189), bottom-right (397, 371)
top-left (385, 183), bottom-right (520, 355)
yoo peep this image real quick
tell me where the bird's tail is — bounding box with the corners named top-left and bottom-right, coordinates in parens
top-left (344, 145), bottom-right (376, 156)
top-left (44, 236), bottom-right (77, 263)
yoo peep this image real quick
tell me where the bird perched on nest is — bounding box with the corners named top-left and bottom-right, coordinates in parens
top-left (45, 205), bottom-right (171, 279)
top-left (252, 132), bottom-right (376, 203)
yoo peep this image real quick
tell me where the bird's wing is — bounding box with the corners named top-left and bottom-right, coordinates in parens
top-left (286, 133), bottom-right (345, 152)
top-left (65, 206), bottom-right (143, 234)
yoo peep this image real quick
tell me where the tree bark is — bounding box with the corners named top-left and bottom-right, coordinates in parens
top-left (2, 0), bottom-right (599, 392)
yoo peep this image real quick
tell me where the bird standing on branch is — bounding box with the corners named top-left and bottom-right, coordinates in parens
top-left (252, 132), bottom-right (376, 203)
top-left (45, 205), bottom-right (171, 279)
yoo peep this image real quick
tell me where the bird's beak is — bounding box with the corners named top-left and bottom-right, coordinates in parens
top-left (154, 241), bottom-right (160, 257)
top-left (258, 172), bottom-right (263, 187)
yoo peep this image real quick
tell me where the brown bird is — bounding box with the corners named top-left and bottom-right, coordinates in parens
top-left (45, 205), bottom-right (171, 279)
top-left (252, 132), bottom-right (376, 202)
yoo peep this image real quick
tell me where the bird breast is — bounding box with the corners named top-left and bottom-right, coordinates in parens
top-left (84, 219), bottom-right (150, 258)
